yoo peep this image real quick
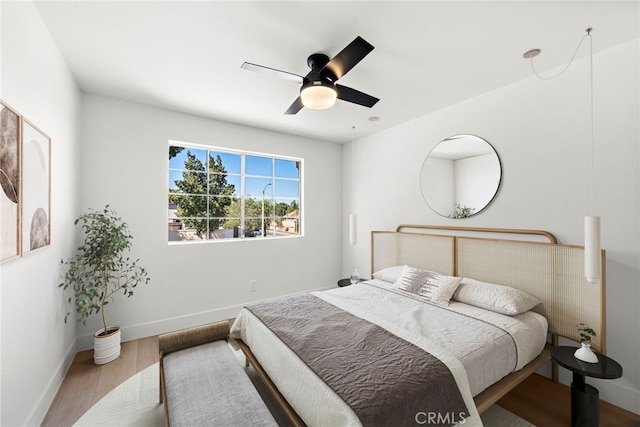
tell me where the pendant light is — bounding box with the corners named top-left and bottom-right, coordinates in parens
top-left (524, 28), bottom-right (600, 284)
top-left (349, 213), bottom-right (357, 246)
top-left (583, 29), bottom-right (600, 284)
top-left (349, 126), bottom-right (357, 245)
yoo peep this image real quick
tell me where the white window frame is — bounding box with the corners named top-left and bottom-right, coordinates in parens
top-left (168, 141), bottom-right (303, 243)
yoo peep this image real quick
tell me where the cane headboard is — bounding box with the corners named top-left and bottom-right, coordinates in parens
top-left (371, 225), bottom-right (606, 352)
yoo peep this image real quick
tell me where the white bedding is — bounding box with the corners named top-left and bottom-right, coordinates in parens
top-left (321, 280), bottom-right (548, 396)
top-left (230, 280), bottom-right (548, 426)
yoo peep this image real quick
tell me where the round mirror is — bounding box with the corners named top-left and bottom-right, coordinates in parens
top-left (420, 134), bottom-right (501, 218)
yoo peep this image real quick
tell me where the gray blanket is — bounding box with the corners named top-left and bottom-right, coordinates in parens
top-left (246, 294), bottom-right (469, 426)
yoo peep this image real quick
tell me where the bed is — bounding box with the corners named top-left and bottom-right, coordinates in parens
top-left (230, 225), bottom-right (606, 426)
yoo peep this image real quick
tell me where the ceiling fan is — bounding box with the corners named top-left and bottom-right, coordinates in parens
top-left (241, 36), bottom-right (379, 115)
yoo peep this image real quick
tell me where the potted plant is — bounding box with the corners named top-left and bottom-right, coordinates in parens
top-left (59, 205), bottom-right (150, 364)
top-left (574, 323), bottom-right (598, 363)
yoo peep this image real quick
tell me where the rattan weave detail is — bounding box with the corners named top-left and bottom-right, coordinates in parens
top-left (372, 231), bottom-right (454, 275)
top-left (371, 229), bottom-right (605, 353)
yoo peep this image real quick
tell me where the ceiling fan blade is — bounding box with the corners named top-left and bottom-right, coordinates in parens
top-left (336, 84), bottom-right (379, 108)
top-left (284, 97), bottom-right (304, 115)
top-left (241, 62), bottom-right (304, 84)
top-left (323, 36), bottom-right (374, 81)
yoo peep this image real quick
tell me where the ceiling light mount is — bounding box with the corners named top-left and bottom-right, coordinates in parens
top-left (307, 53), bottom-right (331, 72)
top-left (523, 49), bottom-right (541, 59)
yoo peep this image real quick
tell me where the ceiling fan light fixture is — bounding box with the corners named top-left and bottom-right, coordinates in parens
top-left (300, 82), bottom-right (337, 110)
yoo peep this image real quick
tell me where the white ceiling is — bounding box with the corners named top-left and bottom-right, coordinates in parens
top-left (34, 1), bottom-right (639, 144)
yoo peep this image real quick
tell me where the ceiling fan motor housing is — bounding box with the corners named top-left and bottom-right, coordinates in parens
top-left (305, 54), bottom-right (334, 81)
top-left (307, 53), bottom-right (330, 70)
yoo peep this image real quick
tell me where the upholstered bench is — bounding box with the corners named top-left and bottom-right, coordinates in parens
top-left (158, 321), bottom-right (277, 427)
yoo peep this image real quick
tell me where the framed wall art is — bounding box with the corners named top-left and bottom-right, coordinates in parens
top-left (21, 118), bottom-right (51, 255)
top-left (0, 100), bottom-right (21, 263)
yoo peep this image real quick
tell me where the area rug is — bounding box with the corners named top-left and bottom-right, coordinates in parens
top-left (74, 359), bottom-right (535, 426)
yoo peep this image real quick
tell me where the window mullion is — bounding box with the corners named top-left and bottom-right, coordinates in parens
top-left (206, 150), bottom-right (211, 240)
top-left (241, 154), bottom-right (246, 237)
top-left (271, 158), bottom-right (276, 237)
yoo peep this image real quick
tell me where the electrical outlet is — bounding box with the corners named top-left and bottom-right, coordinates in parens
top-left (249, 280), bottom-right (257, 292)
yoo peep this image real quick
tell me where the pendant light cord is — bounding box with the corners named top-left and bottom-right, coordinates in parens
top-left (529, 30), bottom-right (590, 80)
top-left (588, 30), bottom-right (594, 217)
top-left (528, 28), bottom-right (595, 215)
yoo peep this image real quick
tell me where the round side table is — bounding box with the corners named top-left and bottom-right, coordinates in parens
top-left (551, 346), bottom-right (623, 427)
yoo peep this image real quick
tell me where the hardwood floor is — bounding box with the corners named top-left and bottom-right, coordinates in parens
top-left (41, 336), bottom-right (159, 427)
top-left (42, 336), bottom-right (640, 427)
top-left (498, 374), bottom-right (640, 427)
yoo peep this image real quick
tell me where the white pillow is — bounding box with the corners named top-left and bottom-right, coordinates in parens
top-left (453, 278), bottom-right (541, 315)
top-left (418, 274), bottom-right (463, 306)
top-left (372, 265), bottom-right (405, 283)
top-left (392, 265), bottom-right (462, 306)
top-left (392, 265), bottom-right (426, 293)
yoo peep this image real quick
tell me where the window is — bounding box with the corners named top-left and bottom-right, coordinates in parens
top-left (168, 143), bottom-right (301, 242)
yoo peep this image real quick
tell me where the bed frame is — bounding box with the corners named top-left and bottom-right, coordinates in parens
top-left (237, 225), bottom-right (606, 426)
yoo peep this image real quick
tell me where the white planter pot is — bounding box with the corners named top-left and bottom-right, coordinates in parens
top-left (94, 327), bottom-right (121, 365)
top-left (574, 342), bottom-right (598, 363)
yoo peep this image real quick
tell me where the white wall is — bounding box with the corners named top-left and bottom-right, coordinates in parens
top-left (343, 40), bottom-right (639, 414)
top-left (0, 2), bottom-right (82, 425)
top-left (77, 94), bottom-right (343, 348)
